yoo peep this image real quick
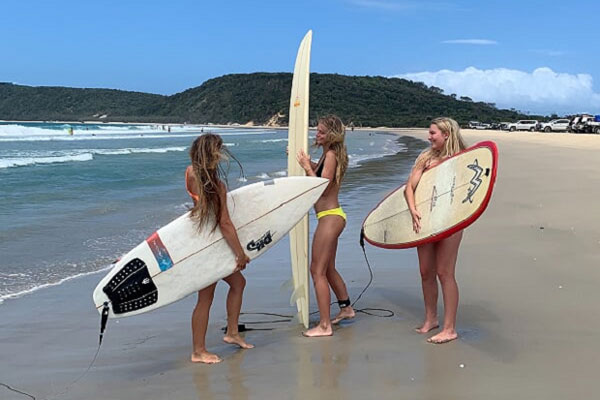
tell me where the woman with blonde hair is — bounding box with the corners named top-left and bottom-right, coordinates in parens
top-left (296, 115), bottom-right (355, 337)
top-left (404, 117), bottom-right (467, 344)
top-left (186, 134), bottom-right (253, 363)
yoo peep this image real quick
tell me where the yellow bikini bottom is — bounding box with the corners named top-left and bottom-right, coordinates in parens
top-left (316, 207), bottom-right (347, 221)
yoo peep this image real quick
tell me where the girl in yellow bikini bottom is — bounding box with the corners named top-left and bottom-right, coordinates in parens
top-left (316, 207), bottom-right (346, 221)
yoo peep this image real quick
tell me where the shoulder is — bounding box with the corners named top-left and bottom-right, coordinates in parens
top-left (413, 149), bottom-right (430, 170)
top-left (185, 165), bottom-right (195, 184)
top-left (324, 150), bottom-right (337, 162)
top-left (216, 180), bottom-right (227, 195)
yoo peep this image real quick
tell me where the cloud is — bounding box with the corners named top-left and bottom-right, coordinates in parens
top-left (395, 66), bottom-right (600, 115)
top-left (442, 39), bottom-right (498, 45)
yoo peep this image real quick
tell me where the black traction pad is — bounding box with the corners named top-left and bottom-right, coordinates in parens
top-left (103, 258), bottom-right (158, 314)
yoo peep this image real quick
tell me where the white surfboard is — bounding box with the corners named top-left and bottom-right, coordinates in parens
top-left (93, 176), bottom-right (328, 318)
top-left (287, 30), bottom-right (312, 328)
top-left (363, 141), bottom-right (498, 249)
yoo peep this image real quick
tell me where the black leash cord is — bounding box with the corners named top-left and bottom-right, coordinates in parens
top-left (237, 229), bottom-right (394, 327)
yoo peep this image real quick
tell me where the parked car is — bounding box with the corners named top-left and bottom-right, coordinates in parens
top-left (537, 119), bottom-right (570, 132)
top-left (569, 114), bottom-right (596, 133)
top-left (468, 121), bottom-right (491, 130)
top-left (499, 122), bottom-right (511, 130)
top-left (507, 120), bottom-right (539, 132)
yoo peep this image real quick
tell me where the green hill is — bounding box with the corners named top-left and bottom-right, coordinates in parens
top-left (0, 73), bottom-right (532, 126)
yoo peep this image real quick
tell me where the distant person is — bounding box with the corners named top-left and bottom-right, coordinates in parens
top-left (404, 117), bottom-right (467, 344)
top-left (296, 115), bottom-right (355, 337)
top-left (68, 127), bottom-right (74, 136)
top-left (186, 134), bottom-right (253, 363)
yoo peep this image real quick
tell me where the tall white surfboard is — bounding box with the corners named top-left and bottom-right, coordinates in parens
top-left (93, 177), bottom-right (328, 318)
top-left (287, 30), bottom-right (312, 328)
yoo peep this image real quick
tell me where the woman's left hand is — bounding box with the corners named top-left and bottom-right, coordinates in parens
top-left (296, 149), bottom-right (312, 172)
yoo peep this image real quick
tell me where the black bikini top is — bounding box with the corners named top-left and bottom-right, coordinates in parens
top-left (315, 160), bottom-right (325, 177)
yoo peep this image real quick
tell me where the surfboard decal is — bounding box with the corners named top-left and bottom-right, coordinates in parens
top-left (246, 230), bottom-right (274, 252)
top-left (463, 159), bottom-right (483, 204)
top-left (146, 232), bottom-right (174, 272)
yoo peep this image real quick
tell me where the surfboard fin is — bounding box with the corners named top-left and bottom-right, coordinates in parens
top-left (289, 284), bottom-right (306, 306)
top-left (99, 302), bottom-right (110, 345)
top-left (280, 278), bottom-right (294, 292)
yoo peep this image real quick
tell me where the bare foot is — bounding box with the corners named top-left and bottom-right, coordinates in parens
top-left (191, 350), bottom-right (222, 364)
top-left (331, 307), bottom-right (356, 324)
top-left (223, 334), bottom-right (255, 349)
top-left (302, 324), bottom-right (333, 337)
top-left (415, 320), bottom-right (439, 334)
top-left (427, 330), bottom-right (458, 344)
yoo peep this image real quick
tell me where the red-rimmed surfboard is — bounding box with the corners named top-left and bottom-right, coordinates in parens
top-left (362, 141), bottom-right (498, 249)
top-left (93, 176), bottom-right (328, 319)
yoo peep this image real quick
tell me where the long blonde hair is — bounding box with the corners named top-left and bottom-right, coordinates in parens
top-left (416, 117), bottom-right (467, 169)
top-left (188, 134), bottom-right (240, 232)
top-left (316, 115), bottom-right (348, 185)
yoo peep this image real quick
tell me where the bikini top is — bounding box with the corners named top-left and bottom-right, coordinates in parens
top-left (315, 160), bottom-right (325, 177)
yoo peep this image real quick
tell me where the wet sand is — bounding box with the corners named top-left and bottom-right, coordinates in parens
top-left (2, 129), bottom-right (600, 399)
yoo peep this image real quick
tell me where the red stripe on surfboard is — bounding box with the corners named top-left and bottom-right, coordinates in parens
top-left (362, 140), bottom-right (499, 249)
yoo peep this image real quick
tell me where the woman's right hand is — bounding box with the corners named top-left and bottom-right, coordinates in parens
top-left (234, 253), bottom-right (250, 272)
top-left (410, 208), bottom-right (422, 234)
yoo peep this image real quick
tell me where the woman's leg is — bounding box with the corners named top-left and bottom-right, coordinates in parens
top-left (304, 216), bottom-right (345, 337)
top-left (428, 230), bottom-right (463, 344)
top-left (324, 219), bottom-right (355, 324)
top-left (222, 271), bottom-right (254, 349)
top-left (191, 283), bottom-right (221, 363)
top-left (416, 242), bottom-right (439, 333)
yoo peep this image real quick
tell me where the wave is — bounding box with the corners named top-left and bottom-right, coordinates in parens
top-left (0, 124), bottom-right (280, 142)
top-left (253, 138), bottom-right (288, 143)
top-left (348, 139), bottom-right (406, 167)
top-left (0, 146), bottom-right (188, 169)
top-left (0, 265), bottom-right (112, 305)
top-left (0, 153), bottom-right (93, 168)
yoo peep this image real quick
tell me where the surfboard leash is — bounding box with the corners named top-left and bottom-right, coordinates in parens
top-left (352, 228), bottom-right (394, 318)
top-left (236, 230), bottom-right (394, 329)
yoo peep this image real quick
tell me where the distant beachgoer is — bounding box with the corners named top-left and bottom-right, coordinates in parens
top-left (404, 117), bottom-right (467, 344)
top-left (296, 115), bottom-right (355, 337)
top-left (68, 127), bottom-right (74, 135)
top-left (186, 134), bottom-right (253, 363)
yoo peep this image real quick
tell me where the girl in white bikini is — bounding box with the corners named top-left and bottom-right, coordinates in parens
top-left (404, 117), bottom-right (467, 344)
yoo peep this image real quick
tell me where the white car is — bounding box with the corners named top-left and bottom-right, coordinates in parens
top-left (507, 120), bottom-right (539, 132)
top-left (537, 119), bottom-right (570, 132)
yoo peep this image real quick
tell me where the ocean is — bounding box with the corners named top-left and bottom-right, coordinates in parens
top-left (0, 122), bottom-right (427, 304)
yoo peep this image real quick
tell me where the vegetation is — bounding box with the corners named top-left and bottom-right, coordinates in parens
top-left (0, 73), bottom-right (536, 126)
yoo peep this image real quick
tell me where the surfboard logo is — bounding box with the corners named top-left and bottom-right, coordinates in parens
top-left (463, 159), bottom-right (483, 204)
top-left (294, 97), bottom-right (301, 107)
top-left (147, 232), bottom-right (174, 272)
top-left (246, 231), bottom-right (274, 252)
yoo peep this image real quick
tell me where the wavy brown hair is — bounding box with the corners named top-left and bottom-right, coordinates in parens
top-left (316, 115), bottom-right (348, 185)
top-left (188, 134), bottom-right (241, 232)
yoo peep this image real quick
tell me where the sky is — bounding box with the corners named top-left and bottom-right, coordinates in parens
top-left (1, 0), bottom-right (599, 115)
